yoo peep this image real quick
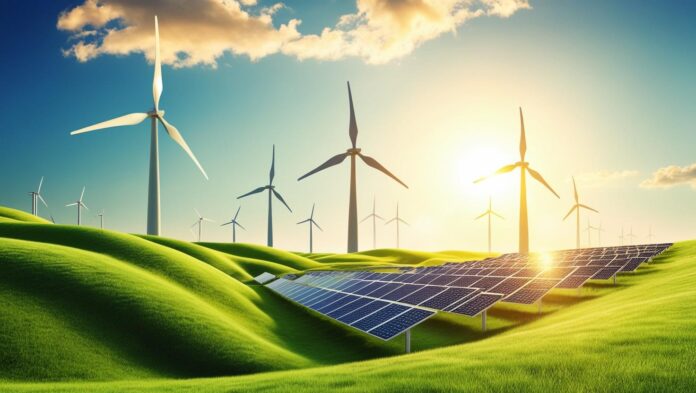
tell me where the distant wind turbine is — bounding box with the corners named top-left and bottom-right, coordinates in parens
top-left (221, 206), bottom-right (245, 243)
top-left (69, 16), bottom-right (208, 236)
top-left (583, 220), bottom-right (598, 247)
top-left (298, 82), bottom-right (408, 253)
top-left (475, 108), bottom-right (559, 253)
top-left (475, 196), bottom-right (504, 255)
top-left (29, 176), bottom-right (47, 216)
top-left (191, 209), bottom-right (213, 242)
top-left (619, 226), bottom-right (625, 246)
top-left (97, 210), bottom-right (105, 229)
top-left (65, 187), bottom-right (88, 226)
top-left (626, 226), bottom-right (637, 245)
top-left (360, 197), bottom-right (384, 250)
top-left (597, 222), bottom-right (605, 246)
top-left (385, 203), bottom-right (409, 249)
top-left (563, 177), bottom-right (598, 249)
top-left (238, 145), bottom-right (292, 247)
top-left (647, 226), bottom-right (654, 243)
top-left (297, 203), bottom-right (322, 253)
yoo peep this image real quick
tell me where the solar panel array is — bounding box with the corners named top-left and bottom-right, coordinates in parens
top-left (265, 243), bottom-right (671, 341)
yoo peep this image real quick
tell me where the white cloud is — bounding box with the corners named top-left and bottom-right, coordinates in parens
top-left (640, 163), bottom-right (696, 189)
top-left (573, 170), bottom-right (640, 188)
top-left (57, 0), bottom-right (530, 67)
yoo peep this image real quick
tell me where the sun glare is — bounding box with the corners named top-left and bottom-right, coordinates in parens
top-left (456, 146), bottom-right (510, 196)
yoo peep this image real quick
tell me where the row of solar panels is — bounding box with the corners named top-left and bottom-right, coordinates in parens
top-left (263, 243), bottom-right (671, 341)
top-left (266, 278), bottom-right (436, 340)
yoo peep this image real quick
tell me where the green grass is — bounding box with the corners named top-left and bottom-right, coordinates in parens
top-left (0, 205), bottom-right (694, 392)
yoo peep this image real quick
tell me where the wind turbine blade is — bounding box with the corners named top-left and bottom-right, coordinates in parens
top-left (519, 107), bottom-right (527, 161)
top-left (475, 211), bottom-right (488, 220)
top-left (66, 203), bottom-right (77, 207)
top-left (50, 215), bottom-right (55, 224)
top-left (37, 177), bottom-right (44, 194)
top-left (191, 222), bottom-right (199, 228)
top-left (357, 153), bottom-right (408, 188)
top-left (38, 194), bottom-right (48, 208)
top-left (374, 214), bottom-right (385, 220)
top-left (385, 218), bottom-right (396, 225)
top-left (269, 145), bottom-right (275, 184)
top-left (360, 214), bottom-right (372, 223)
top-left (579, 204), bottom-right (599, 213)
top-left (563, 205), bottom-right (577, 221)
top-left (194, 208), bottom-right (202, 218)
top-left (527, 166), bottom-right (560, 198)
top-left (474, 164), bottom-right (518, 183)
top-left (572, 176), bottom-right (578, 203)
top-left (272, 189), bottom-right (292, 212)
top-left (297, 219), bottom-right (310, 225)
top-left (310, 203), bottom-right (315, 219)
top-left (235, 221), bottom-right (246, 231)
top-left (492, 211), bottom-right (505, 219)
top-left (158, 116), bottom-right (208, 179)
top-left (347, 81), bottom-right (358, 148)
top-left (80, 187), bottom-right (85, 202)
top-left (81, 202), bottom-right (89, 211)
top-left (70, 113), bottom-right (149, 135)
top-left (203, 218), bottom-right (215, 223)
top-left (233, 206), bottom-right (241, 220)
top-left (398, 218), bottom-right (410, 226)
top-left (221, 221), bottom-right (233, 226)
top-left (153, 16), bottom-right (163, 111)
top-left (298, 152), bottom-right (349, 181)
top-left (238, 186), bottom-right (266, 199)
top-left (313, 220), bottom-right (323, 231)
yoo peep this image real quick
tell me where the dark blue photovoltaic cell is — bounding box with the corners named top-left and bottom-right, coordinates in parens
top-left (326, 297), bottom-right (373, 318)
top-left (317, 294), bottom-right (359, 314)
top-left (353, 281), bottom-right (388, 296)
top-left (337, 300), bottom-right (390, 324)
top-left (380, 284), bottom-right (424, 301)
top-left (351, 304), bottom-right (410, 331)
top-left (419, 287), bottom-right (477, 309)
top-left (399, 274), bottom-right (421, 283)
top-left (341, 280), bottom-right (373, 294)
top-left (413, 274), bottom-right (439, 285)
top-left (308, 292), bottom-right (344, 310)
top-left (398, 285), bottom-right (447, 306)
top-left (428, 275), bottom-right (459, 286)
top-left (369, 308), bottom-right (435, 340)
top-left (303, 290), bottom-right (335, 307)
top-left (449, 276), bottom-right (481, 288)
top-left (450, 293), bottom-right (502, 316)
top-left (620, 257), bottom-right (646, 272)
top-left (366, 282), bottom-right (402, 298)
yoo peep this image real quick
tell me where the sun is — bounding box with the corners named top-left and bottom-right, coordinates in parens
top-left (456, 145), bottom-right (510, 197)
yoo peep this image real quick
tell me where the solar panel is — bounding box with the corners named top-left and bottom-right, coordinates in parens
top-left (488, 277), bottom-right (530, 296)
top-left (351, 304), bottom-right (410, 331)
top-left (253, 272), bottom-right (276, 284)
top-left (592, 266), bottom-right (622, 280)
top-left (420, 287), bottom-right (478, 310)
top-left (398, 285), bottom-right (448, 306)
top-left (368, 308), bottom-right (435, 340)
top-left (504, 288), bottom-right (548, 304)
top-left (337, 300), bottom-right (392, 324)
top-left (449, 293), bottom-right (502, 316)
top-left (381, 284), bottom-right (424, 301)
top-left (556, 275), bottom-right (591, 289)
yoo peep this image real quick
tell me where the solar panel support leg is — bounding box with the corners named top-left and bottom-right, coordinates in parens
top-left (613, 274), bottom-right (616, 286)
top-left (482, 310), bottom-right (487, 332)
top-left (405, 329), bottom-right (411, 353)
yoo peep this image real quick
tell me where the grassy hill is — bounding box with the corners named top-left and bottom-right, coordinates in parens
top-left (0, 206), bottom-right (694, 392)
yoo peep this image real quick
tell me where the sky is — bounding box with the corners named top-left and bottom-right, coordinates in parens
top-left (1, 0), bottom-right (695, 254)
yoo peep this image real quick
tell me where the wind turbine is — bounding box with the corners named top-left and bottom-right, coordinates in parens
top-left (647, 226), bottom-right (655, 243)
top-left (583, 220), bottom-right (598, 247)
top-left (298, 82), bottom-right (408, 253)
top-left (360, 197), bottom-right (384, 250)
top-left (474, 108), bottom-right (559, 253)
top-left (221, 206), bottom-right (245, 243)
top-left (626, 226), bottom-right (637, 245)
top-left (475, 196), bottom-right (504, 255)
top-left (619, 226), bottom-right (625, 246)
top-left (238, 145), bottom-right (292, 247)
top-left (563, 177), bottom-right (598, 249)
top-left (191, 209), bottom-right (213, 242)
top-left (297, 203), bottom-right (322, 253)
top-left (66, 187), bottom-right (88, 226)
top-left (97, 210), bottom-right (105, 229)
top-left (597, 222), bottom-right (605, 246)
top-left (385, 203), bottom-right (409, 249)
top-left (68, 16), bottom-right (207, 236)
top-left (29, 177), bottom-right (47, 216)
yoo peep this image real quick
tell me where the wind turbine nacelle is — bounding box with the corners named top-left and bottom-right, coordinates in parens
top-left (516, 161), bottom-right (529, 168)
top-left (347, 148), bottom-right (362, 155)
top-left (148, 109), bottom-right (165, 117)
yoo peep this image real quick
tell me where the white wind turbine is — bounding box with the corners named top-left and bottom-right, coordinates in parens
top-left (66, 187), bottom-right (88, 226)
top-left (69, 16), bottom-right (207, 236)
top-left (191, 209), bottom-right (214, 242)
top-left (221, 206), bottom-right (245, 243)
top-left (563, 177), bottom-right (598, 249)
top-left (360, 197), bottom-right (384, 250)
top-left (385, 203), bottom-right (409, 249)
top-left (475, 196), bottom-right (504, 255)
top-left (297, 203), bottom-right (322, 253)
top-left (29, 176), bottom-right (47, 216)
top-left (626, 226), bottom-right (637, 245)
top-left (97, 210), bottom-right (105, 229)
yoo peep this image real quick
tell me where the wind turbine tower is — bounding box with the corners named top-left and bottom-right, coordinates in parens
top-left (29, 177), bottom-right (47, 216)
top-left (475, 108), bottom-right (559, 253)
top-left (65, 187), bottom-right (88, 226)
top-left (297, 203), bottom-right (323, 253)
top-left (69, 16), bottom-right (208, 236)
top-left (475, 197), bottom-right (504, 255)
top-left (360, 197), bottom-right (384, 250)
top-left (191, 209), bottom-right (213, 242)
top-left (221, 206), bottom-right (245, 243)
top-left (298, 82), bottom-right (408, 253)
top-left (563, 177), bottom-right (598, 249)
top-left (385, 203), bottom-right (409, 248)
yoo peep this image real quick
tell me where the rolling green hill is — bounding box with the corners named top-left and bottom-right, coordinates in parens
top-left (0, 205), bottom-right (694, 392)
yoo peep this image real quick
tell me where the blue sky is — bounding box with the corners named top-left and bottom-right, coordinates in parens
top-left (1, 0), bottom-right (695, 253)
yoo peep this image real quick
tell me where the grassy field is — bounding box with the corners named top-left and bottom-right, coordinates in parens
top-left (1, 206), bottom-right (694, 392)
